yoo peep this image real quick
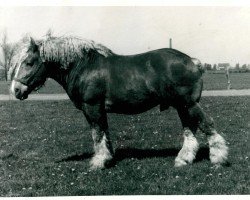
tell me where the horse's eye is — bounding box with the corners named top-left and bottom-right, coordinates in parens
top-left (26, 62), bottom-right (33, 67)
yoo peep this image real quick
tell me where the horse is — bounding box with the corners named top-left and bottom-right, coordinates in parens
top-left (11, 36), bottom-right (228, 170)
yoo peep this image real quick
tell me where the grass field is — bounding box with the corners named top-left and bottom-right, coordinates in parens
top-left (203, 72), bottom-right (250, 90)
top-left (0, 96), bottom-right (249, 196)
top-left (1, 72), bottom-right (250, 95)
top-left (0, 80), bottom-right (65, 95)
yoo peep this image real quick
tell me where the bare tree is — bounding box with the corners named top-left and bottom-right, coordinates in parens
top-left (0, 30), bottom-right (17, 81)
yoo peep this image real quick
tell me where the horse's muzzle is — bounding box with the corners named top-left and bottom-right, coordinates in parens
top-left (11, 80), bottom-right (29, 100)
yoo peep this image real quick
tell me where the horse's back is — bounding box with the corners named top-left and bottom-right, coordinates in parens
top-left (102, 48), bottom-right (203, 113)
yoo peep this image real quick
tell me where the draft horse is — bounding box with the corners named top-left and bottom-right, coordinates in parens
top-left (11, 36), bottom-right (228, 169)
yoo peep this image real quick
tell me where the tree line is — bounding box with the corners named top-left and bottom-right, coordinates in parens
top-left (0, 30), bottom-right (18, 81)
top-left (204, 63), bottom-right (250, 72)
top-left (0, 29), bottom-right (54, 81)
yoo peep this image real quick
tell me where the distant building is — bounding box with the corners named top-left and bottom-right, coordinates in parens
top-left (217, 63), bottom-right (230, 70)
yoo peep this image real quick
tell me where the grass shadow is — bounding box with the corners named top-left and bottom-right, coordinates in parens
top-left (57, 152), bottom-right (93, 162)
top-left (194, 146), bottom-right (210, 162)
top-left (58, 147), bottom-right (211, 164)
top-left (114, 147), bottom-right (179, 161)
top-left (115, 146), bottom-right (211, 162)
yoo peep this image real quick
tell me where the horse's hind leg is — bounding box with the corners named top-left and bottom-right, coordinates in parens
top-left (175, 107), bottom-right (199, 167)
top-left (83, 103), bottom-right (114, 170)
top-left (187, 103), bottom-right (228, 166)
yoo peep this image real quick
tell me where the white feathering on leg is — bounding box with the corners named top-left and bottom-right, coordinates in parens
top-left (175, 129), bottom-right (199, 167)
top-left (90, 135), bottom-right (113, 170)
top-left (208, 132), bottom-right (228, 165)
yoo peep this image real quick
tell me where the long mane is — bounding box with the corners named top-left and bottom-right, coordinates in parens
top-left (8, 36), bottom-right (115, 79)
top-left (40, 36), bottom-right (115, 69)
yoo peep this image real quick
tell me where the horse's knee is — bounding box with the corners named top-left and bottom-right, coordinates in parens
top-left (187, 103), bottom-right (215, 135)
top-left (199, 116), bottom-right (215, 135)
top-left (188, 103), bottom-right (205, 120)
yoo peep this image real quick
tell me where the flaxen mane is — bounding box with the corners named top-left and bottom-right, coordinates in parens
top-left (40, 36), bottom-right (115, 69)
top-left (8, 36), bottom-right (115, 79)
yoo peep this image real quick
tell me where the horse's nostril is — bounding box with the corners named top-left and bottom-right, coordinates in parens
top-left (15, 88), bottom-right (20, 94)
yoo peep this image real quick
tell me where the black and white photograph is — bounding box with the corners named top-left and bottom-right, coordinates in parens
top-left (0, 0), bottom-right (249, 197)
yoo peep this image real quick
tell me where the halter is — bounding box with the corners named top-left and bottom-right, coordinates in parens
top-left (13, 62), bottom-right (47, 87)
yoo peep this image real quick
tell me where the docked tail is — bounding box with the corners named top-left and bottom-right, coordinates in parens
top-left (191, 58), bottom-right (205, 73)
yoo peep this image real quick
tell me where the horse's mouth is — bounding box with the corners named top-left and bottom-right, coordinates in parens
top-left (14, 83), bottom-right (45, 100)
top-left (15, 89), bottom-right (29, 100)
top-left (11, 80), bottom-right (30, 100)
top-left (20, 95), bottom-right (28, 100)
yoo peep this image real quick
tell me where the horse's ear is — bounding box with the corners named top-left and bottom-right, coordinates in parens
top-left (30, 37), bottom-right (36, 46)
top-left (29, 37), bottom-right (39, 52)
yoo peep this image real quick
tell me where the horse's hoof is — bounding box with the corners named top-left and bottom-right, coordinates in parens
top-left (89, 156), bottom-right (114, 170)
top-left (174, 158), bottom-right (188, 167)
top-left (89, 158), bottom-right (105, 170)
top-left (90, 164), bottom-right (104, 170)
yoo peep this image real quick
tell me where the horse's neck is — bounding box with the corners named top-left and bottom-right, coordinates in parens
top-left (46, 53), bottom-right (104, 93)
top-left (46, 62), bottom-right (69, 90)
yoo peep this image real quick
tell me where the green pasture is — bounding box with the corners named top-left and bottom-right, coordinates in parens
top-left (0, 96), bottom-right (249, 196)
top-left (203, 72), bottom-right (250, 90)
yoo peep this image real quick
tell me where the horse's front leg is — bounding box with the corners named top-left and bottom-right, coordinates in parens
top-left (83, 103), bottom-right (114, 170)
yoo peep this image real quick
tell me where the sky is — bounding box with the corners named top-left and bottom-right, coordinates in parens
top-left (1, 5), bottom-right (250, 66)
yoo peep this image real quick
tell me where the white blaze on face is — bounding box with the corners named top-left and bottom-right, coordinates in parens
top-left (10, 51), bottom-right (29, 96)
top-left (10, 80), bottom-right (16, 95)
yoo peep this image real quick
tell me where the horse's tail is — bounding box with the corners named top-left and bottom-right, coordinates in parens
top-left (191, 58), bottom-right (205, 74)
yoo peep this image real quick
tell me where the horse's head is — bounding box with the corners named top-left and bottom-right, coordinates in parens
top-left (11, 37), bottom-right (47, 100)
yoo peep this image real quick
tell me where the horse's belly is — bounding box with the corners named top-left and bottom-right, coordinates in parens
top-left (107, 73), bottom-right (161, 114)
top-left (105, 95), bottom-right (159, 114)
